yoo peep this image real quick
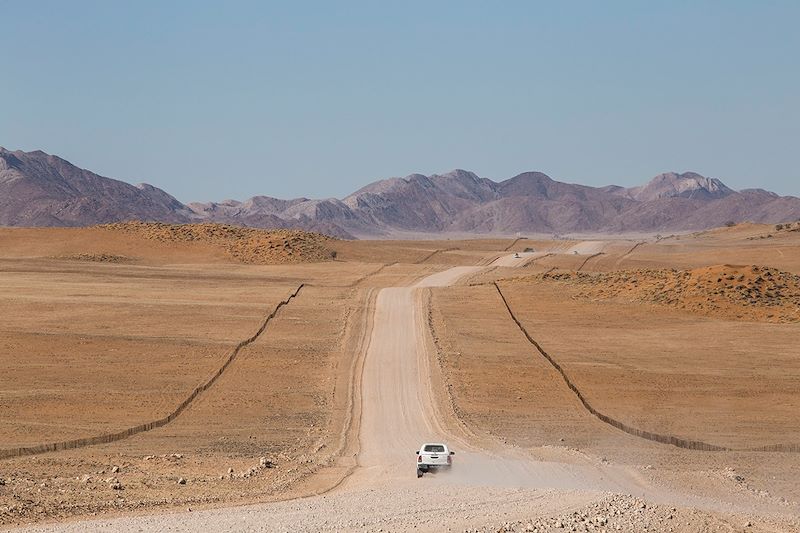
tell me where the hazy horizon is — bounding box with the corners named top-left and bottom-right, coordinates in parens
top-left (2, 1), bottom-right (798, 201)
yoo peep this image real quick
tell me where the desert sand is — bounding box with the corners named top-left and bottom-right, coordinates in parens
top-left (0, 223), bottom-right (799, 532)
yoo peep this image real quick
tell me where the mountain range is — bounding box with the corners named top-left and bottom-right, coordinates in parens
top-left (2, 147), bottom-right (799, 238)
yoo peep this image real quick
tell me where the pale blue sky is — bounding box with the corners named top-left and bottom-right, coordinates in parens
top-left (2, 1), bottom-right (798, 201)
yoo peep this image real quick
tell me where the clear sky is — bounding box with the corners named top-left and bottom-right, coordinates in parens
top-left (2, 1), bottom-right (798, 202)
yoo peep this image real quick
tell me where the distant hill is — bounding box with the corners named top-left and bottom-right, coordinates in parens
top-left (0, 147), bottom-right (192, 227)
top-left (2, 147), bottom-right (799, 237)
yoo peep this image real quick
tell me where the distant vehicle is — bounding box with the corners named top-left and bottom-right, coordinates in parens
top-left (514, 252), bottom-right (520, 258)
top-left (416, 443), bottom-right (455, 477)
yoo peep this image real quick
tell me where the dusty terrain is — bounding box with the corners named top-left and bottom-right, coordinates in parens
top-left (0, 223), bottom-right (799, 531)
top-left (525, 264), bottom-right (800, 323)
top-left (99, 222), bottom-right (337, 264)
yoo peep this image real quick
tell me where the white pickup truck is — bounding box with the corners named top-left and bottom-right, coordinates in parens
top-left (415, 443), bottom-right (455, 477)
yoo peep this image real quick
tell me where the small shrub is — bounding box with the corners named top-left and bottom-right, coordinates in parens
top-left (725, 221), bottom-right (736, 227)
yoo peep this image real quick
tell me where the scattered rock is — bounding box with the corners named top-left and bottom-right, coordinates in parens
top-left (101, 222), bottom-right (336, 264)
top-left (530, 265), bottom-right (800, 323)
top-left (483, 494), bottom-right (721, 533)
top-left (177, 477), bottom-right (186, 485)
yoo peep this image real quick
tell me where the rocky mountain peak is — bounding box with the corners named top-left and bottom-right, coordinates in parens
top-left (2, 147), bottom-right (798, 236)
top-left (628, 172), bottom-right (735, 201)
top-left (0, 148), bottom-right (192, 226)
top-left (497, 172), bottom-right (557, 198)
top-left (0, 149), bottom-right (24, 181)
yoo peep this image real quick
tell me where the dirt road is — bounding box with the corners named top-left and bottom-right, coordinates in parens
top-left (350, 266), bottom-right (629, 490)
top-left (17, 260), bottom-right (797, 532)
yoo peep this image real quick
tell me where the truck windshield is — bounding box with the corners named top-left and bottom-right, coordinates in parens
top-left (423, 445), bottom-right (445, 453)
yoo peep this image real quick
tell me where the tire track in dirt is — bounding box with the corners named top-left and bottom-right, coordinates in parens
top-left (0, 285), bottom-right (305, 460)
top-left (281, 286), bottom-right (378, 497)
top-left (326, 288), bottom-right (375, 486)
top-left (422, 289), bottom-right (481, 441)
top-left (503, 238), bottom-right (524, 252)
top-left (493, 282), bottom-right (800, 453)
top-left (576, 252), bottom-right (604, 272)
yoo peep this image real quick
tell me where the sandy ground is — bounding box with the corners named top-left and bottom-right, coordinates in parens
top-left (15, 263), bottom-right (787, 532)
top-left (1, 223), bottom-right (799, 531)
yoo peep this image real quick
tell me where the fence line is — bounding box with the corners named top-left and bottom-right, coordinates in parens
top-left (493, 282), bottom-right (799, 453)
top-left (416, 248), bottom-right (458, 264)
top-left (576, 252), bottom-right (604, 272)
top-left (0, 284), bottom-right (305, 459)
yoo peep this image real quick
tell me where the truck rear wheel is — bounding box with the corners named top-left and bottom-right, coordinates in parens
top-left (416, 468), bottom-right (423, 478)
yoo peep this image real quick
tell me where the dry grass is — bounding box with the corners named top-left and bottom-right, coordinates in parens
top-left (429, 285), bottom-right (615, 449)
top-left (0, 267), bottom-right (298, 447)
top-left (3, 223), bottom-right (800, 524)
top-left (524, 264), bottom-right (800, 323)
top-left (608, 223), bottom-right (800, 274)
top-left (53, 253), bottom-right (135, 263)
top-left (0, 259), bottom-right (363, 525)
top-left (495, 280), bottom-right (800, 450)
top-left (100, 222), bottom-right (336, 264)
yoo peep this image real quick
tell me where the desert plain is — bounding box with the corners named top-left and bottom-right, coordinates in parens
top-left (0, 221), bottom-right (799, 532)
